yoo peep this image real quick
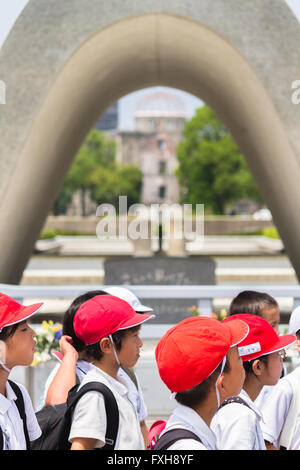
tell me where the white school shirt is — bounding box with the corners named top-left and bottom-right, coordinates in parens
top-left (0, 381), bottom-right (41, 450)
top-left (211, 389), bottom-right (266, 450)
top-left (288, 414), bottom-right (300, 449)
top-left (40, 359), bottom-right (148, 422)
top-left (159, 403), bottom-right (217, 450)
top-left (259, 365), bottom-right (300, 448)
top-left (68, 364), bottom-right (144, 450)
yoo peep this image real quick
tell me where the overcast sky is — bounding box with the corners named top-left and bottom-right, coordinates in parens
top-left (1, 0), bottom-right (299, 129)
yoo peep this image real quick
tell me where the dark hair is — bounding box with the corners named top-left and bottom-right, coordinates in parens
top-left (83, 325), bottom-right (141, 361)
top-left (175, 359), bottom-right (230, 408)
top-left (62, 290), bottom-right (140, 361)
top-left (229, 291), bottom-right (278, 317)
top-left (243, 355), bottom-right (269, 376)
top-left (0, 323), bottom-right (20, 342)
top-left (62, 290), bottom-right (108, 352)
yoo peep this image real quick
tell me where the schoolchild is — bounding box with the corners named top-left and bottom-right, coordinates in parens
top-left (211, 314), bottom-right (296, 450)
top-left (67, 294), bottom-right (154, 450)
top-left (259, 306), bottom-right (300, 450)
top-left (229, 290), bottom-right (280, 334)
top-left (153, 315), bottom-right (249, 450)
top-left (229, 290), bottom-right (284, 410)
top-left (41, 288), bottom-right (152, 447)
top-left (0, 292), bottom-right (43, 449)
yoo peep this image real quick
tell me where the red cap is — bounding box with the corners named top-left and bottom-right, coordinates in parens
top-left (0, 292), bottom-right (43, 332)
top-left (73, 294), bottom-right (155, 345)
top-left (222, 314), bottom-right (296, 361)
top-left (155, 316), bottom-right (249, 393)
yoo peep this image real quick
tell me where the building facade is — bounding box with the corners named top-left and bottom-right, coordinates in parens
top-left (114, 91), bottom-right (186, 205)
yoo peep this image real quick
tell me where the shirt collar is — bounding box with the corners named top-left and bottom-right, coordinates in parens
top-left (88, 364), bottom-right (128, 396)
top-left (0, 382), bottom-right (17, 415)
top-left (168, 403), bottom-right (217, 450)
top-left (240, 389), bottom-right (263, 421)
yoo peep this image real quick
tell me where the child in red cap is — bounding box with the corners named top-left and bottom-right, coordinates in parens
top-left (211, 314), bottom-right (296, 450)
top-left (67, 294), bottom-right (154, 450)
top-left (0, 292), bottom-right (43, 449)
top-left (153, 315), bottom-right (249, 450)
top-left (40, 288), bottom-right (152, 447)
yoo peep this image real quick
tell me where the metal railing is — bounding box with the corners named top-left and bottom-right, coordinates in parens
top-left (3, 282), bottom-right (300, 411)
top-left (1, 282), bottom-right (300, 337)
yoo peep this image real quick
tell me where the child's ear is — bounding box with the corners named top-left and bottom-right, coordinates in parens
top-left (251, 359), bottom-right (263, 376)
top-left (215, 373), bottom-right (227, 404)
top-left (99, 337), bottom-right (112, 354)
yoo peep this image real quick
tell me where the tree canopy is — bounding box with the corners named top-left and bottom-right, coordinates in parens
top-left (53, 129), bottom-right (142, 215)
top-left (176, 106), bottom-right (262, 214)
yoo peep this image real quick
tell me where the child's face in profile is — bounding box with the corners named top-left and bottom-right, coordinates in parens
top-left (4, 321), bottom-right (36, 368)
top-left (222, 346), bottom-right (245, 399)
top-left (258, 351), bottom-right (283, 386)
top-left (117, 327), bottom-right (143, 368)
top-left (261, 306), bottom-right (280, 334)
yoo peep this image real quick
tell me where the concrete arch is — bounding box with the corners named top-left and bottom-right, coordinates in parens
top-left (0, 0), bottom-right (300, 283)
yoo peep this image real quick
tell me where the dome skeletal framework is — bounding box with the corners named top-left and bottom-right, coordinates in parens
top-left (135, 90), bottom-right (186, 118)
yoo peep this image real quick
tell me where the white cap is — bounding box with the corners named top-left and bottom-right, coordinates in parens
top-left (104, 286), bottom-right (153, 313)
top-left (288, 306), bottom-right (300, 335)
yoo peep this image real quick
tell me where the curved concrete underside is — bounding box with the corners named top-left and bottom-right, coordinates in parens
top-left (0, 0), bottom-right (300, 283)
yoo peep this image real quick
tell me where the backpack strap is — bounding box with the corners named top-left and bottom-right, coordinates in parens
top-left (219, 396), bottom-right (251, 409)
top-left (153, 428), bottom-right (202, 450)
top-left (8, 380), bottom-right (30, 450)
top-left (58, 381), bottom-right (119, 450)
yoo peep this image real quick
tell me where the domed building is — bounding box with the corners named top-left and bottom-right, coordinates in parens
top-left (115, 90), bottom-right (186, 205)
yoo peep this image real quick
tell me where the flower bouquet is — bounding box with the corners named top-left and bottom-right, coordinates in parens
top-left (32, 320), bottom-right (62, 366)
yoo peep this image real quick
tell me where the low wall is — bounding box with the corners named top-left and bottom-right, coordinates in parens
top-left (43, 215), bottom-right (274, 236)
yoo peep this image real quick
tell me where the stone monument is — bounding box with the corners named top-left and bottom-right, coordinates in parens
top-left (104, 256), bottom-right (216, 323)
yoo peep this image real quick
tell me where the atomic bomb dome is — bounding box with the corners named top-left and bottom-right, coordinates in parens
top-left (135, 90), bottom-right (186, 118)
top-left (135, 90), bottom-right (186, 133)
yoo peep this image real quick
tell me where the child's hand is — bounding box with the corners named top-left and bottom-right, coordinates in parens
top-left (59, 335), bottom-right (78, 360)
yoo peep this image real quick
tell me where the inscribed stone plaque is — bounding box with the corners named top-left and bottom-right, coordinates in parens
top-left (104, 256), bottom-right (216, 323)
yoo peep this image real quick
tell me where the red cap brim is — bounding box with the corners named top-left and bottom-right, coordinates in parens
top-left (116, 312), bottom-right (156, 331)
top-left (251, 334), bottom-right (296, 360)
top-left (1, 302), bottom-right (43, 331)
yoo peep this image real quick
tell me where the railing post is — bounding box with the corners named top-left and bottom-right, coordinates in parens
top-left (197, 298), bottom-right (213, 317)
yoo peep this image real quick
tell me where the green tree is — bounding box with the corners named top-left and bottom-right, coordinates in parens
top-left (56, 129), bottom-right (142, 215)
top-left (64, 130), bottom-right (116, 215)
top-left (176, 106), bottom-right (262, 214)
top-left (91, 163), bottom-right (142, 210)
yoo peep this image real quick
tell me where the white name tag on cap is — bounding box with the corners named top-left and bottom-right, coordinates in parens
top-left (238, 342), bottom-right (261, 357)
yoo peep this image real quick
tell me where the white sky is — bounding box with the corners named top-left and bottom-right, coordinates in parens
top-left (1, 0), bottom-right (299, 130)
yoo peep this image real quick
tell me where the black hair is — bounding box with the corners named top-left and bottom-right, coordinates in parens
top-left (62, 290), bottom-right (140, 361)
top-left (62, 290), bottom-right (108, 352)
top-left (229, 290), bottom-right (278, 317)
top-left (175, 359), bottom-right (230, 408)
top-left (243, 355), bottom-right (269, 376)
top-left (0, 323), bottom-right (20, 342)
top-left (83, 325), bottom-right (141, 361)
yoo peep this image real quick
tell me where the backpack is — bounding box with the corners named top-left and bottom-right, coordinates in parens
top-left (148, 420), bottom-right (202, 450)
top-left (30, 381), bottom-right (119, 450)
top-left (0, 380), bottom-right (30, 450)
